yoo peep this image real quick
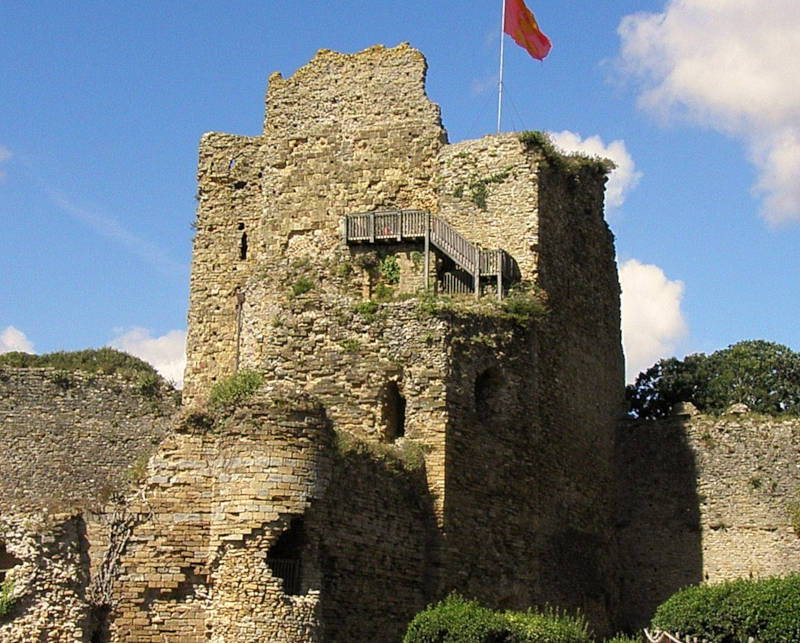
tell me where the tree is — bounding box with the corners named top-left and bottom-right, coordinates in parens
top-left (626, 340), bottom-right (800, 419)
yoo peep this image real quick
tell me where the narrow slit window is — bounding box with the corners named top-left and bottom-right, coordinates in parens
top-left (240, 231), bottom-right (248, 260)
top-left (381, 380), bottom-right (406, 441)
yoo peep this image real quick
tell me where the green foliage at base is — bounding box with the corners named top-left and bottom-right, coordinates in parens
top-left (0, 579), bottom-right (14, 619)
top-left (627, 340), bottom-right (800, 419)
top-left (207, 370), bottom-right (264, 413)
top-left (651, 574), bottom-right (800, 643)
top-left (403, 593), bottom-right (592, 643)
top-left (0, 347), bottom-right (161, 384)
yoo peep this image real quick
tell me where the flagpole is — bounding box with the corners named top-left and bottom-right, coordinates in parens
top-left (497, 0), bottom-right (506, 133)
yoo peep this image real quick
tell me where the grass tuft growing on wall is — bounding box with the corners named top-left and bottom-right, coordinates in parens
top-left (0, 579), bottom-right (14, 619)
top-left (207, 370), bottom-right (264, 414)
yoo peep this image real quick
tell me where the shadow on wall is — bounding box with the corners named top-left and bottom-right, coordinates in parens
top-left (307, 443), bottom-right (439, 643)
top-left (615, 413), bottom-right (703, 630)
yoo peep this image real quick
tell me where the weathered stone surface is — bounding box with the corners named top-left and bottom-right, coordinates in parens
top-left (616, 413), bottom-right (800, 629)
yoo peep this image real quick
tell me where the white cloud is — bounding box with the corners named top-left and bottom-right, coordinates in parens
top-left (619, 259), bottom-right (688, 383)
top-left (0, 145), bottom-right (11, 181)
top-left (0, 326), bottom-right (34, 354)
top-left (547, 130), bottom-right (641, 210)
top-left (618, 1), bottom-right (800, 223)
top-left (109, 327), bottom-right (186, 388)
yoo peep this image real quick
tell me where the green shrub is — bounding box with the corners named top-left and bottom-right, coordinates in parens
top-left (207, 370), bottom-right (264, 413)
top-left (603, 635), bottom-right (641, 643)
top-left (375, 282), bottom-right (394, 302)
top-left (505, 606), bottom-right (592, 642)
top-left (501, 291), bottom-right (547, 325)
top-left (136, 370), bottom-right (161, 398)
top-left (789, 493), bottom-right (800, 536)
top-left (0, 579), bottom-right (14, 619)
top-left (404, 593), bottom-right (593, 643)
top-left (652, 574), bottom-right (800, 642)
top-left (379, 255), bottom-right (400, 285)
top-left (340, 339), bottom-right (361, 353)
top-left (404, 593), bottom-right (511, 643)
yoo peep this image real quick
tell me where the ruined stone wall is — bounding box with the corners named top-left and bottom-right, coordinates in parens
top-left (106, 389), bottom-right (439, 641)
top-left (616, 410), bottom-right (800, 629)
top-left (183, 133), bottom-right (263, 405)
top-left (183, 44), bottom-right (447, 406)
top-left (0, 367), bottom-right (177, 512)
top-left (0, 514), bottom-right (94, 642)
top-left (180, 42), bottom-right (624, 637)
top-left (437, 134), bottom-right (541, 281)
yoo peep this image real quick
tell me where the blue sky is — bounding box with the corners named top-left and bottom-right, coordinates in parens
top-left (2, 1), bottom-right (800, 385)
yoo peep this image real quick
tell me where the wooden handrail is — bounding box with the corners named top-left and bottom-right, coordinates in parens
top-left (344, 209), bottom-right (518, 298)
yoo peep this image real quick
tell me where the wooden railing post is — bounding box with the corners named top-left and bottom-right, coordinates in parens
top-left (424, 212), bottom-right (430, 293)
top-left (496, 249), bottom-right (502, 300)
top-left (369, 211), bottom-right (375, 243)
top-left (474, 247), bottom-right (479, 298)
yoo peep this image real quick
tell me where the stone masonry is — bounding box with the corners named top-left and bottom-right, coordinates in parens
top-left (2, 42), bottom-right (799, 642)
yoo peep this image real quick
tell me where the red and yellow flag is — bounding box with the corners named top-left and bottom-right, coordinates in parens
top-left (504, 0), bottom-right (552, 60)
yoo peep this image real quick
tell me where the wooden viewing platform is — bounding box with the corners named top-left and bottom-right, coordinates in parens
top-left (344, 209), bottom-right (519, 299)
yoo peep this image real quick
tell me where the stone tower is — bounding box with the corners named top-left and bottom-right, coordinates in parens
top-left (178, 43), bottom-right (624, 639)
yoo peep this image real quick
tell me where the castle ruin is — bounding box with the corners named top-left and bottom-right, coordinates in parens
top-left (1, 44), bottom-right (799, 642)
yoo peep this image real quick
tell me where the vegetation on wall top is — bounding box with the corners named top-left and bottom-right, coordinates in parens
top-left (0, 348), bottom-right (163, 387)
top-left (626, 340), bottom-right (800, 419)
top-left (519, 130), bottom-right (615, 176)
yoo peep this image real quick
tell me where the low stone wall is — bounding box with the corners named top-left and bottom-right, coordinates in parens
top-left (0, 367), bottom-right (177, 513)
top-left (616, 409), bottom-right (800, 629)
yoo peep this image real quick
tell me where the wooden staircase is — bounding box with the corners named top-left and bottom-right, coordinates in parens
top-left (344, 209), bottom-right (519, 299)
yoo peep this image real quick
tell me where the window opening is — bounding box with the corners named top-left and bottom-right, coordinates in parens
top-left (267, 517), bottom-right (305, 595)
top-left (475, 367), bottom-right (503, 421)
top-left (381, 380), bottom-right (406, 441)
top-left (0, 541), bottom-right (21, 583)
top-left (239, 231), bottom-right (248, 260)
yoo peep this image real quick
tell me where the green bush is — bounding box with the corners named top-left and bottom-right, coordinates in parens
top-left (0, 579), bottom-right (14, 619)
top-left (505, 606), bottom-right (592, 642)
top-left (354, 300), bottom-right (380, 322)
top-left (651, 574), bottom-right (800, 642)
top-left (404, 593), bottom-right (512, 643)
top-left (500, 291), bottom-right (547, 325)
top-left (404, 593), bottom-right (593, 643)
top-left (789, 493), bottom-right (800, 536)
top-left (207, 370), bottom-right (263, 413)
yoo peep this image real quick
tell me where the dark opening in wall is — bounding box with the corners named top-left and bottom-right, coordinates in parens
top-left (233, 180), bottom-right (247, 190)
top-left (0, 540), bottom-right (21, 583)
top-left (267, 517), bottom-right (305, 595)
top-left (475, 367), bottom-right (504, 421)
top-left (239, 231), bottom-right (248, 260)
top-left (381, 380), bottom-right (406, 442)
